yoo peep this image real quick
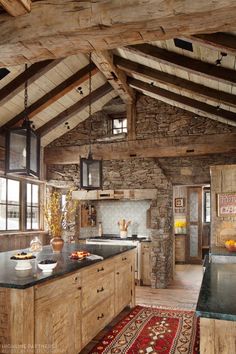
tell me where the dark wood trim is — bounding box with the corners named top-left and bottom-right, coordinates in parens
top-left (36, 82), bottom-right (112, 137)
top-left (189, 32), bottom-right (236, 56)
top-left (126, 43), bottom-right (236, 85)
top-left (128, 77), bottom-right (236, 124)
top-left (0, 63), bottom-right (98, 132)
top-left (0, 59), bottom-right (62, 106)
top-left (114, 55), bottom-right (236, 109)
top-left (44, 133), bottom-right (236, 164)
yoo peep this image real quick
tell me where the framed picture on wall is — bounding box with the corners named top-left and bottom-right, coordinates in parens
top-left (217, 193), bottom-right (236, 216)
top-left (174, 198), bottom-right (185, 208)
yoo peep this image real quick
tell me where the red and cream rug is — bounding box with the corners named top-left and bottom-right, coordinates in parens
top-left (89, 305), bottom-right (199, 354)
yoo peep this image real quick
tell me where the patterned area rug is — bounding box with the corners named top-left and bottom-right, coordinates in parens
top-left (89, 305), bottom-right (199, 354)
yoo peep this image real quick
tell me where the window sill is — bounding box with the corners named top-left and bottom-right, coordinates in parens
top-left (0, 230), bottom-right (48, 237)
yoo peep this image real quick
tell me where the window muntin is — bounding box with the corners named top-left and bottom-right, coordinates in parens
top-left (112, 118), bottom-right (127, 135)
top-left (0, 177), bottom-right (20, 230)
top-left (0, 176), bottom-right (41, 232)
top-left (26, 183), bottom-right (40, 230)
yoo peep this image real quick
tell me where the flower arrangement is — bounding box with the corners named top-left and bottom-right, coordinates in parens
top-left (44, 189), bottom-right (78, 238)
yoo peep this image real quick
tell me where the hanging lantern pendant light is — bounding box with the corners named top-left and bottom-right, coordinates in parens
top-left (6, 63), bottom-right (40, 177)
top-left (80, 53), bottom-right (102, 190)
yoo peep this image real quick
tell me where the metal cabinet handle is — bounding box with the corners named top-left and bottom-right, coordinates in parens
top-left (122, 257), bottom-right (127, 261)
top-left (116, 272), bottom-right (120, 275)
top-left (97, 313), bottom-right (104, 320)
top-left (97, 267), bottom-right (104, 272)
top-left (97, 286), bottom-right (104, 293)
top-left (72, 276), bottom-right (79, 284)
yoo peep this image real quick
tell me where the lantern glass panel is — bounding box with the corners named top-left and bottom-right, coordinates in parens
top-left (81, 158), bottom-right (102, 189)
top-left (9, 129), bottom-right (27, 170)
top-left (30, 131), bottom-right (38, 174)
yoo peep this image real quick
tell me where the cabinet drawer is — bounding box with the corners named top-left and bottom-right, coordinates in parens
top-left (81, 259), bottom-right (114, 281)
top-left (115, 251), bottom-right (133, 266)
top-left (82, 296), bottom-right (114, 347)
top-left (82, 271), bottom-right (114, 314)
top-left (35, 271), bottom-right (81, 302)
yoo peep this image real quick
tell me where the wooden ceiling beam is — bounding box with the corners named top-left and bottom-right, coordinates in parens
top-left (114, 56), bottom-right (236, 109)
top-left (92, 51), bottom-right (135, 103)
top-left (36, 83), bottom-right (112, 137)
top-left (0, 63), bottom-right (98, 132)
top-left (126, 44), bottom-right (236, 85)
top-left (0, 1), bottom-right (236, 66)
top-left (44, 133), bottom-right (236, 164)
top-left (188, 32), bottom-right (236, 56)
top-left (128, 77), bottom-right (236, 126)
top-left (0, 0), bottom-right (31, 17)
top-left (0, 59), bottom-right (61, 106)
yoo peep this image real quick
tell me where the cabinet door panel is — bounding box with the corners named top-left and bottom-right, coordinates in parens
top-left (115, 263), bottom-right (132, 314)
top-left (82, 271), bottom-right (114, 314)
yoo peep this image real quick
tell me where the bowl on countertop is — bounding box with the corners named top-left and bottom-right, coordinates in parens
top-left (38, 260), bottom-right (57, 272)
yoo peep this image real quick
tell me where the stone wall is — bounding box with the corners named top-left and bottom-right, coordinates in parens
top-left (47, 158), bottom-right (173, 288)
top-left (46, 94), bottom-right (236, 287)
top-left (48, 94), bottom-right (236, 148)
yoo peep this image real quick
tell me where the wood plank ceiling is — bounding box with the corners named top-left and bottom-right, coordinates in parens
top-left (0, 1), bottom-right (235, 152)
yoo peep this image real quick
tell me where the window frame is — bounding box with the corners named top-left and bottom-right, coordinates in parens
top-left (0, 175), bottom-right (42, 233)
top-left (0, 177), bottom-right (21, 231)
top-left (25, 182), bottom-right (40, 231)
top-left (111, 117), bottom-right (127, 135)
top-left (203, 189), bottom-right (211, 223)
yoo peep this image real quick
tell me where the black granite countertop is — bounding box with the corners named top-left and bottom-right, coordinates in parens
top-left (0, 244), bottom-right (135, 290)
top-left (211, 245), bottom-right (236, 256)
top-left (81, 234), bottom-right (151, 242)
top-left (196, 262), bottom-right (236, 321)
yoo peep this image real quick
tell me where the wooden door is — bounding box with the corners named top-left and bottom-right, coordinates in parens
top-left (186, 187), bottom-right (202, 264)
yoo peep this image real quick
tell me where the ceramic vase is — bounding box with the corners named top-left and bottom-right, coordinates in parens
top-left (120, 230), bottom-right (127, 239)
top-left (50, 236), bottom-right (64, 252)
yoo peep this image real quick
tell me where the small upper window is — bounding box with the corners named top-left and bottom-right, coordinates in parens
top-left (112, 118), bottom-right (127, 135)
top-left (0, 177), bottom-right (20, 231)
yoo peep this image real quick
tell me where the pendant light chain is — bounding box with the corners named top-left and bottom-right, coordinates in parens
top-left (88, 52), bottom-right (92, 154)
top-left (24, 63), bottom-right (29, 122)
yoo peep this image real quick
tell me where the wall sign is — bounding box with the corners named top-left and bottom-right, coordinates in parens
top-left (174, 198), bottom-right (185, 208)
top-left (217, 193), bottom-right (236, 216)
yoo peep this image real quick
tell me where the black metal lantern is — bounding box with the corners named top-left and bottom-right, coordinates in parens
top-left (80, 54), bottom-right (102, 190)
top-left (5, 64), bottom-right (40, 178)
top-left (80, 152), bottom-right (102, 190)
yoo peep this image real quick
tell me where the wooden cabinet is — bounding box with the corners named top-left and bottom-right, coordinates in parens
top-left (175, 235), bottom-right (186, 263)
top-left (35, 272), bottom-right (82, 354)
top-left (80, 250), bottom-right (135, 349)
top-left (141, 243), bottom-right (151, 286)
top-left (0, 249), bottom-right (135, 354)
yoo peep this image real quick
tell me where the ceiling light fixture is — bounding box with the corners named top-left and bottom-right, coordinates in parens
top-left (5, 64), bottom-right (40, 177)
top-left (80, 53), bottom-right (102, 190)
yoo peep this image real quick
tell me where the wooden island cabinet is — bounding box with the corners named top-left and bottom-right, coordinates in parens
top-left (0, 245), bottom-right (135, 354)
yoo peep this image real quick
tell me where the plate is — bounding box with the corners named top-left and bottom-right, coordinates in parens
top-left (70, 251), bottom-right (90, 260)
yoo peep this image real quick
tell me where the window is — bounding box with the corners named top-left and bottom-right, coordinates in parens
top-left (26, 183), bottom-right (40, 230)
top-left (0, 176), bottom-right (41, 232)
top-left (204, 190), bottom-right (211, 223)
top-left (112, 118), bottom-right (127, 135)
top-left (0, 178), bottom-right (20, 230)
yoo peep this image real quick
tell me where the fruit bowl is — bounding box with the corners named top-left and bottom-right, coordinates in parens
top-left (38, 260), bottom-right (57, 272)
top-left (225, 240), bottom-right (236, 252)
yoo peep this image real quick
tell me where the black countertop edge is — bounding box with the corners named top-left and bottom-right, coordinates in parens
top-left (196, 310), bottom-right (236, 322)
top-left (0, 244), bottom-right (136, 290)
top-left (210, 245), bottom-right (236, 256)
top-left (196, 261), bottom-right (236, 322)
top-left (80, 235), bottom-right (151, 242)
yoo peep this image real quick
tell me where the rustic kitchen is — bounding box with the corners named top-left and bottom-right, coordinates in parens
top-left (0, 1), bottom-right (236, 354)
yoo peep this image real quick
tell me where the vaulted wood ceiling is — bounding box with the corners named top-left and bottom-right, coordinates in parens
top-left (0, 0), bottom-right (235, 154)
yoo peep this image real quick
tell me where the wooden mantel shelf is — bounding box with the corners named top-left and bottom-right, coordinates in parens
top-left (72, 189), bottom-right (157, 201)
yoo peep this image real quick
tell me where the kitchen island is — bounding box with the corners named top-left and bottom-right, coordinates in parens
top-left (0, 244), bottom-right (136, 354)
top-left (196, 258), bottom-right (236, 354)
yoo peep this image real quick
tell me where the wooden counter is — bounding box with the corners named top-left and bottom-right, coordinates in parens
top-left (0, 245), bottom-right (136, 354)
